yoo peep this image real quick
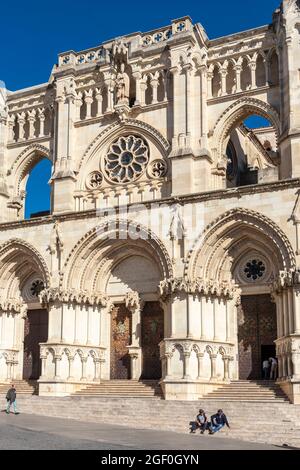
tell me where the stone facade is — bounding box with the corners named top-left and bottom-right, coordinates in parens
top-left (1, 1), bottom-right (300, 402)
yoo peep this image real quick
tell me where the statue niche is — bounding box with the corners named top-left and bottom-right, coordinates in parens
top-left (116, 63), bottom-right (130, 105)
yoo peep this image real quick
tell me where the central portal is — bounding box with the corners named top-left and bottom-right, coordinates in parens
top-left (238, 294), bottom-right (277, 380)
top-left (110, 304), bottom-right (131, 379)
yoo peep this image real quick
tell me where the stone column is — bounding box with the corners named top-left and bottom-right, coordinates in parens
top-left (234, 65), bottom-right (242, 93)
top-left (197, 352), bottom-right (204, 380)
top-left (67, 356), bottom-right (75, 381)
top-left (27, 110), bottom-right (36, 139)
top-left (277, 294), bottom-right (284, 338)
top-left (287, 353), bottom-right (293, 377)
top-left (54, 355), bottom-right (61, 380)
top-left (140, 77), bottom-right (147, 106)
top-left (282, 353), bottom-right (287, 379)
top-left (293, 286), bottom-right (300, 334)
top-left (170, 66), bottom-right (180, 147)
top-left (40, 354), bottom-right (47, 379)
top-left (128, 351), bottom-right (139, 380)
top-left (75, 92), bottom-right (83, 121)
top-left (283, 289), bottom-right (289, 335)
top-left (93, 359), bottom-right (101, 382)
top-left (150, 73), bottom-right (159, 104)
top-left (210, 354), bottom-right (217, 380)
top-left (126, 293), bottom-right (143, 380)
top-left (200, 66), bottom-right (208, 145)
top-left (95, 89), bottom-right (103, 117)
top-left (81, 357), bottom-right (87, 381)
top-left (183, 352), bottom-right (191, 379)
top-left (220, 68), bottom-right (228, 96)
top-left (207, 71), bottom-right (213, 99)
top-left (6, 361), bottom-right (12, 380)
top-left (292, 350), bottom-right (300, 378)
top-left (38, 108), bottom-right (45, 137)
top-left (84, 89), bottom-right (93, 119)
top-left (223, 356), bottom-right (230, 380)
top-left (165, 353), bottom-right (172, 379)
top-left (288, 288), bottom-right (294, 334)
top-left (183, 63), bottom-right (193, 137)
top-left (132, 71), bottom-right (142, 106)
top-left (250, 61), bottom-right (257, 89)
top-left (264, 58), bottom-right (269, 86)
top-left (17, 112), bottom-right (26, 141)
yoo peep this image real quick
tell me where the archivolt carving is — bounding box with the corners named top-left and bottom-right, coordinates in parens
top-left (185, 208), bottom-right (296, 281)
top-left (77, 118), bottom-right (171, 174)
top-left (61, 218), bottom-right (173, 291)
top-left (0, 238), bottom-right (50, 287)
top-left (211, 97), bottom-right (281, 163)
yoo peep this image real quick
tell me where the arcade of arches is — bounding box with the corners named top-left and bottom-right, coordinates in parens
top-left (1, 2), bottom-right (300, 403)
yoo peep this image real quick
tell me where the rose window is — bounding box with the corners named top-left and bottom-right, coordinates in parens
top-left (30, 280), bottom-right (45, 297)
top-left (244, 260), bottom-right (266, 281)
top-left (105, 136), bottom-right (149, 183)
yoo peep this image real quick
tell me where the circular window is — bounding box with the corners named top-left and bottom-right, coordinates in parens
top-left (30, 280), bottom-right (45, 297)
top-left (244, 260), bottom-right (266, 281)
top-left (104, 135), bottom-right (149, 184)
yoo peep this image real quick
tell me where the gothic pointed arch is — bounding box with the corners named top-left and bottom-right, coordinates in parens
top-left (8, 144), bottom-right (52, 195)
top-left (61, 219), bottom-right (173, 294)
top-left (185, 208), bottom-right (295, 284)
top-left (210, 98), bottom-right (281, 164)
top-left (0, 238), bottom-right (50, 300)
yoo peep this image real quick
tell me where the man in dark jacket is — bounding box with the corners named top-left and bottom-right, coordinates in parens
top-left (209, 409), bottom-right (230, 434)
top-left (6, 384), bottom-right (19, 414)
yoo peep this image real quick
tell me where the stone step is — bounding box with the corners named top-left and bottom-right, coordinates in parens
top-left (71, 380), bottom-right (162, 398)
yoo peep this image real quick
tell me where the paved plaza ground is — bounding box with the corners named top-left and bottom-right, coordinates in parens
top-left (0, 411), bottom-right (287, 450)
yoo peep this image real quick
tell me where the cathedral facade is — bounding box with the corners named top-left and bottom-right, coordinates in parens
top-left (1, 0), bottom-right (300, 402)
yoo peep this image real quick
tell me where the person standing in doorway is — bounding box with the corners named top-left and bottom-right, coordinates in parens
top-left (6, 384), bottom-right (19, 415)
top-left (262, 358), bottom-right (270, 379)
top-left (269, 357), bottom-right (278, 380)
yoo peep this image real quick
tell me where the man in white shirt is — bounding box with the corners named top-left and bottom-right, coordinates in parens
top-left (262, 359), bottom-right (270, 380)
top-left (269, 357), bottom-right (278, 380)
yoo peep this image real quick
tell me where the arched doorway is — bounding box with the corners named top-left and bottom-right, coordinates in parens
top-left (62, 221), bottom-right (173, 383)
top-left (0, 240), bottom-right (49, 382)
top-left (237, 294), bottom-right (277, 380)
top-left (185, 208), bottom-right (295, 384)
top-left (106, 254), bottom-right (164, 380)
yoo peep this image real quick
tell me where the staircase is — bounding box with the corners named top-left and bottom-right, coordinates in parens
top-left (0, 380), bottom-right (38, 395)
top-left (72, 380), bottom-right (163, 398)
top-left (15, 394), bottom-right (300, 448)
top-left (203, 380), bottom-right (290, 402)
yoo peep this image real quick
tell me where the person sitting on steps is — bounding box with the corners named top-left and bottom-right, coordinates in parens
top-left (190, 409), bottom-right (209, 434)
top-left (209, 409), bottom-right (230, 434)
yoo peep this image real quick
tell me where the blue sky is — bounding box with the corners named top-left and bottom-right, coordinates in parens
top-left (1, 0), bottom-right (281, 217)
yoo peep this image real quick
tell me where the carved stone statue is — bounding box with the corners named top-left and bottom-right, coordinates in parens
top-left (116, 63), bottom-right (130, 104)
